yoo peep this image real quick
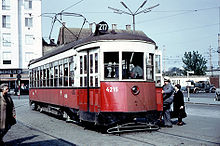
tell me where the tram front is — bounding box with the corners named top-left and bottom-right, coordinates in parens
top-left (98, 39), bottom-right (163, 126)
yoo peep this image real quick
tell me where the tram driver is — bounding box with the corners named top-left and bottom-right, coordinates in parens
top-left (130, 62), bottom-right (143, 79)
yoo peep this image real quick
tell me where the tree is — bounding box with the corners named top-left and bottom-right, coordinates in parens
top-left (182, 51), bottom-right (207, 75)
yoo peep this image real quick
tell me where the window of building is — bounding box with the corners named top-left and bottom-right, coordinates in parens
top-left (2, 15), bottom-right (10, 28)
top-left (24, 0), bottom-right (32, 10)
top-left (2, 0), bottom-right (10, 10)
top-left (25, 17), bottom-right (33, 27)
top-left (104, 52), bottom-right (119, 79)
top-left (2, 52), bottom-right (11, 64)
top-left (25, 35), bottom-right (33, 45)
top-left (2, 33), bottom-right (11, 47)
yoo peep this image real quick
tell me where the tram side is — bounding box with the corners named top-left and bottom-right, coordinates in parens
top-left (29, 34), bottom-right (163, 127)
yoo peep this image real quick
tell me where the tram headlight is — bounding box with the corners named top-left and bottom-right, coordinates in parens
top-left (131, 86), bottom-right (140, 95)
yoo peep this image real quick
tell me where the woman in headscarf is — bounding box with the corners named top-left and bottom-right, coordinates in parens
top-left (0, 83), bottom-right (16, 144)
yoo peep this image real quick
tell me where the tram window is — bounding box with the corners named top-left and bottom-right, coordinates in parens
top-left (64, 63), bottom-right (68, 86)
top-left (122, 52), bottom-right (143, 79)
top-left (36, 70), bottom-right (39, 87)
top-left (155, 55), bottom-right (161, 74)
top-left (84, 76), bottom-right (87, 87)
top-left (90, 54), bottom-right (93, 73)
top-left (54, 66), bottom-right (58, 87)
top-left (43, 68), bottom-right (46, 87)
top-left (146, 53), bottom-right (154, 80)
top-left (46, 68), bottom-right (49, 87)
top-left (104, 52), bottom-right (119, 79)
top-left (49, 67), bottom-right (54, 87)
top-left (95, 53), bottom-right (98, 73)
top-left (29, 71), bottom-right (32, 88)
top-left (80, 77), bottom-right (83, 87)
top-left (59, 65), bottom-right (64, 86)
top-left (33, 70), bottom-right (36, 87)
top-left (95, 76), bottom-right (98, 87)
top-left (69, 62), bottom-right (74, 86)
top-left (90, 76), bottom-right (93, 86)
top-left (80, 56), bottom-right (83, 74)
top-left (84, 55), bottom-right (87, 74)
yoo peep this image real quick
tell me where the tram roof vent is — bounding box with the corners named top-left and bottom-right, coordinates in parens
top-left (112, 24), bottom-right (117, 30)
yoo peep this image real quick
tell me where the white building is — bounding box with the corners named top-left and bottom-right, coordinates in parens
top-left (0, 0), bottom-right (42, 89)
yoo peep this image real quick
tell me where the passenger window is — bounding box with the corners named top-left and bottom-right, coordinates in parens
top-left (33, 70), bottom-right (36, 87)
top-left (54, 66), bottom-right (58, 87)
top-left (90, 54), bottom-right (93, 73)
top-left (146, 53), bottom-right (154, 80)
top-left (80, 56), bottom-right (83, 74)
top-left (43, 68), bottom-right (46, 87)
top-left (122, 52), bottom-right (143, 79)
top-left (95, 53), bottom-right (98, 73)
top-left (104, 52), bottom-right (119, 79)
top-left (84, 55), bottom-right (87, 74)
top-left (155, 55), bottom-right (161, 74)
top-left (46, 67), bottom-right (49, 87)
top-left (69, 61), bottom-right (74, 86)
top-left (49, 66), bottom-right (54, 87)
top-left (59, 64), bottom-right (63, 86)
top-left (64, 63), bottom-right (68, 86)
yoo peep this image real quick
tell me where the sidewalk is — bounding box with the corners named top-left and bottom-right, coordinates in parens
top-left (184, 97), bottom-right (220, 105)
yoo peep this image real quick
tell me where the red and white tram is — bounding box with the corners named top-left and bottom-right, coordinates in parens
top-left (29, 22), bottom-right (163, 132)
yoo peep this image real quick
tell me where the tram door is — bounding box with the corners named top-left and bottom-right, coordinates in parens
top-left (78, 48), bottom-right (100, 112)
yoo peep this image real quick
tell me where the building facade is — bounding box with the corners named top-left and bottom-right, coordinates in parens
top-left (0, 0), bottom-right (42, 90)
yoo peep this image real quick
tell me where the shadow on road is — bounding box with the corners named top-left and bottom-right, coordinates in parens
top-left (5, 135), bottom-right (76, 146)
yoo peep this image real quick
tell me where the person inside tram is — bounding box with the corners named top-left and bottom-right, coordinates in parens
top-left (130, 62), bottom-right (143, 79)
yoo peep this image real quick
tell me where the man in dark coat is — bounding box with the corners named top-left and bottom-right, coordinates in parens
top-left (162, 79), bottom-right (174, 127)
top-left (0, 83), bottom-right (16, 145)
top-left (173, 84), bottom-right (186, 126)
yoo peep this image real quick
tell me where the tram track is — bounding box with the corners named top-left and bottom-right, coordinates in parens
top-left (15, 120), bottom-right (75, 146)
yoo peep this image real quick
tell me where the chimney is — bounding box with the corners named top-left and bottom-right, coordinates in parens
top-left (112, 24), bottom-right (117, 30)
top-left (126, 24), bottom-right (131, 31)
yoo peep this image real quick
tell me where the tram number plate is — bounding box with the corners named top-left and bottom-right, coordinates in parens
top-left (106, 87), bottom-right (118, 93)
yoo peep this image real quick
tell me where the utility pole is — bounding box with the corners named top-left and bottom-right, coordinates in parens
top-left (218, 7), bottom-right (220, 67)
top-left (108, 1), bottom-right (159, 31)
top-left (209, 45), bottom-right (213, 76)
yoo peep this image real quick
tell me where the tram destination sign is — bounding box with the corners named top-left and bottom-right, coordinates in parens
top-left (0, 69), bottom-right (22, 74)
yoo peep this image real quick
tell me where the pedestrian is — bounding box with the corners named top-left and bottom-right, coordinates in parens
top-left (0, 83), bottom-right (16, 145)
top-left (161, 78), bottom-right (174, 127)
top-left (173, 84), bottom-right (187, 126)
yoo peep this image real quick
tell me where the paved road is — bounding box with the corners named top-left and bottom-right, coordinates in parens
top-left (2, 95), bottom-right (220, 146)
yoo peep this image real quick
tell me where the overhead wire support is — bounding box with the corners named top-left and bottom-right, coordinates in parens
top-left (108, 1), bottom-right (159, 31)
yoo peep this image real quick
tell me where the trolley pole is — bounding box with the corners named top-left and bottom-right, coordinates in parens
top-left (108, 1), bottom-right (159, 32)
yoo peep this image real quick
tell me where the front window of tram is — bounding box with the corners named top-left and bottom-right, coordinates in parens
top-left (104, 52), bottom-right (119, 79)
top-left (122, 52), bottom-right (144, 79)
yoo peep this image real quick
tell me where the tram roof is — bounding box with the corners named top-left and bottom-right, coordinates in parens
top-left (29, 32), bottom-right (156, 65)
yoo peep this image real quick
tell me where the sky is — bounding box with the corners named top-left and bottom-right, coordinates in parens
top-left (41, 0), bottom-right (220, 71)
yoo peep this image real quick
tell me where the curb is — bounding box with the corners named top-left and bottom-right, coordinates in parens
top-left (185, 101), bottom-right (220, 106)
